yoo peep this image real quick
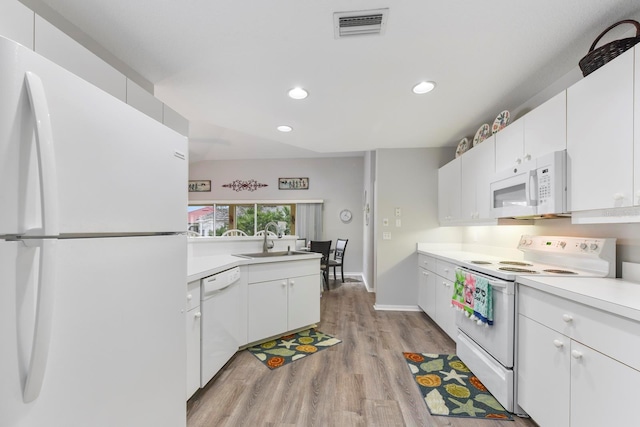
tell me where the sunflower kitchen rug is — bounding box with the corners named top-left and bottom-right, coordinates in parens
top-left (403, 353), bottom-right (513, 421)
top-left (248, 329), bottom-right (341, 369)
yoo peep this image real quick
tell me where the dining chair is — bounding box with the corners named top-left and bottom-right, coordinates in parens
top-left (310, 240), bottom-right (332, 290)
top-left (328, 239), bottom-right (348, 283)
top-left (221, 229), bottom-right (248, 236)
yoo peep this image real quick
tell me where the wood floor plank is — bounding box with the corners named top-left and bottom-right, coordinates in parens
top-left (187, 280), bottom-right (538, 427)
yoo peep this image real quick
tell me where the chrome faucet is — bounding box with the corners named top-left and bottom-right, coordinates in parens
top-left (262, 221), bottom-right (280, 252)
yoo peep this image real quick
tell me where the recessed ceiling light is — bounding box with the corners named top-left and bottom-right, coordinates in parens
top-left (412, 81), bottom-right (436, 94)
top-left (277, 125), bottom-right (293, 132)
top-left (288, 87), bottom-right (308, 100)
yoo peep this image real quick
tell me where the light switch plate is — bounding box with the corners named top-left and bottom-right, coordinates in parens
top-left (395, 219), bottom-right (401, 227)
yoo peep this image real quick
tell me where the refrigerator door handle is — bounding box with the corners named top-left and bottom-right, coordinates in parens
top-left (22, 239), bottom-right (57, 402)
top-left (24, 72), bottom-right (60, 236)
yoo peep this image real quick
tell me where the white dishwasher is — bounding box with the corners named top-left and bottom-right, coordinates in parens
top-left (200, 266), bottom-right (243, 387)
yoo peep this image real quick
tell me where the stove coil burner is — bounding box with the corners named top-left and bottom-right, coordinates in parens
top-left (543, 269), bottom-right (578, 275)
top-left (498, 267), bottom-right (538, 273)
top-left (499, 261), bottom-right (533, 266)
top-left (470, 261), bottom-right (493, 265)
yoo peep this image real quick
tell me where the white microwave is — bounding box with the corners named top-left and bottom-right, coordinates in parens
top-left (490, 150), bottom-right (567, 218)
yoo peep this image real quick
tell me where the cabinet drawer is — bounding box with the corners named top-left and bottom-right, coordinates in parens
top-left (518, 285), bottom-right (640, 371)
top-left (186, 280), bottom-right (200, 311)
top-left (418, 253), bottom-right (436, 271)
top-left (248, 259), bottom-right (318, 284)
top-left (436, 259), bottom-right (456, 282)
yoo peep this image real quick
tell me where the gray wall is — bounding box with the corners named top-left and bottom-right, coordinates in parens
top-left (189, 157), bottom-right (365, 276)
top-left (374, 148), bottom-right (461, 308)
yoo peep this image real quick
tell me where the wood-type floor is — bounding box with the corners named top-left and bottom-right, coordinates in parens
top-left (187, 279), bottom-right (539, 427)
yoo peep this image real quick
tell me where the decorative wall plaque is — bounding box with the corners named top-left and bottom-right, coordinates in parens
top-left (278, 177), bottom-right (309, 190)
top-left (188, 180), bottom-right (211, 192)
top-left (222, 179), bottom-right (268, 192)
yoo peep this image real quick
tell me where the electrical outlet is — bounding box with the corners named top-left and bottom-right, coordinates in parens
top-left (383, 232), bottom-right (391, 240)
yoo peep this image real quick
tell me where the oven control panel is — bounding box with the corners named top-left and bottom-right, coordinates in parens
top-left (518, 235), bottom-right (613, 255)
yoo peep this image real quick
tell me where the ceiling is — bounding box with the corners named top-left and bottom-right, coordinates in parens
top-left (26, 0), bottom-right (640, 161)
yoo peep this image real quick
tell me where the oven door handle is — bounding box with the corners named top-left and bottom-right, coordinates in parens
top-left (455, 267), bottom-right (509, 289)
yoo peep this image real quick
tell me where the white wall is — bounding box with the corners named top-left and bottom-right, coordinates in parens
top-left (189, 157), bottom-right (365, 276)
top-left (374, 148), bottom-right (461, 309)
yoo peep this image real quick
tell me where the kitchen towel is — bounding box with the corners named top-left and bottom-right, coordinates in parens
top-left (451, 270), bottom-right (475, 317)
top-left (472, 276), bottom-right (493, 326)
top-left (451, 272), bottom-right (493, 327)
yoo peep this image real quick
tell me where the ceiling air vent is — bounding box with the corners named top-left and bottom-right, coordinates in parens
top-left (334, 9), bottom-right (389, 38)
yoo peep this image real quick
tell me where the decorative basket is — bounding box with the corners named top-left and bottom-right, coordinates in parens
top-left (579, 20), bottom-right (640, 77)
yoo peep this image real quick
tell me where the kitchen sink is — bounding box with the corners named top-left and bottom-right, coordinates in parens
top-left (233, 251), bottom-right (312, 259)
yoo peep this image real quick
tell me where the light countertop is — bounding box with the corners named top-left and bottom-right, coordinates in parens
top-left (187, 251), bottom-right (321, 283)
top-left (517, 275), bottom-right (640, 322)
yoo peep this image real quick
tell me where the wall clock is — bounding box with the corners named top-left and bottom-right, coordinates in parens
top-left (340, 209), bottom-right (353, 223)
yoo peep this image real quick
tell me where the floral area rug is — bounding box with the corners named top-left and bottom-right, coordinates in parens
top-left (247, 329), bottom-right (341, 369)
top-left (403, 353), bottom-right (513, 421)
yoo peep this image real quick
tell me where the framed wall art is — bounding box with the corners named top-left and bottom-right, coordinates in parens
top-left (278, 177), bottom-right (309, 190)
top-left (188, 180), bottom-right (211, 192)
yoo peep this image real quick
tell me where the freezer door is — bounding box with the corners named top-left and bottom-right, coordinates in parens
top-left (0, 36), bottom-right (187, 236)
top-left (0, 235), bottom-right (187, 427)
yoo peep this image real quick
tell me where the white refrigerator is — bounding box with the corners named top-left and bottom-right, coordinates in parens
top-left (0, 36), bottom-right (188, 427)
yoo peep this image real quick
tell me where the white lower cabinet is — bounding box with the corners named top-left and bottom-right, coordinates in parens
top-left (185, 280), bottom-right (201, 399)
top-left (418, 254), bottom-right (436, 318)
top-left (517, 314), bottom-right (570, 427)
top-left (247, 259), bottom-right (320, 343)
top-left (518, 285), bottom-right (640, 427)
top-left (417, 254), bottom-right (456, 341)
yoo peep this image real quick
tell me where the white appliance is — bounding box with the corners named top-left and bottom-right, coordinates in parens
top-left (490, 150), bottom-right (567, 219)
top-left (200, 266), bottom-right (244, 387)
top-left (0, 36), bottom-right (188, 427)
top-left (454, 235), bottom-right (616, 415)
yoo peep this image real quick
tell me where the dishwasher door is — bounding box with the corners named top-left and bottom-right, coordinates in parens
top-left (200, 267), bottom-right (242, 387)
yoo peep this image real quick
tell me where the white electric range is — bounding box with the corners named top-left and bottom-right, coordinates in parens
top-left (453, 235), bottom-right (617, 416)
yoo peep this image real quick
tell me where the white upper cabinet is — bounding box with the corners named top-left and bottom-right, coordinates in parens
top-left (495, 91), bottom-right (567, 173)
top-left (523, 91), bottom-right (567, 159)
top-left (163, 104), bottom-right (190, 137)
top-left (35, 15), bottom-right (127, 102)
top-left (567, 47), bottom-right (634, 211)
top-left (635, 46), bottom-right (640, 206)
top-left (495, 118), bottom-right (525, 172)
top-left (0, 0), bottom-right (34, 49)
top-left (461, 136), bottom-right (495, 221)
top-left (438, 156), bottom-right (461, 224)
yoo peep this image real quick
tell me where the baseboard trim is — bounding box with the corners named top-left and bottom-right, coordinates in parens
top-left (373, 304), bottom-right (422, 312)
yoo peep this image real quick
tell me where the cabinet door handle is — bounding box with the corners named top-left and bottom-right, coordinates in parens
top-left (524, 154), bottom-right (531, 161)
top-left (516, 157), bottom-right (522, 164)
top-left (194, 312), bottom-right (202, 319)
top-left (290, 280), bottom-right (295, 286)
top-left (562, 314), bottom-right (573, 323)
top-left (613, 193), bottom-right (624, 201)
top-left (552, 339), bottom-right (564, 348)
top-left (187, 294), bottom-right (193, 301)
top-left (422, 271), bottom-right (429, 276)
top-left (281, 281), bottom-right (287, 287)
top-left (571, 350), bottom-right (583, 359)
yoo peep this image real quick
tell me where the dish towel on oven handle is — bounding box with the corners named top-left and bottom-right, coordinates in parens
top-left (472, 276), bottom-right (493, 326)
top-left (451, 270), bottom-right (493, 326)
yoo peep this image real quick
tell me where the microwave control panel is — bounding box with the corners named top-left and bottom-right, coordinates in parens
top-left (537, 167), bottom-right (551, 203)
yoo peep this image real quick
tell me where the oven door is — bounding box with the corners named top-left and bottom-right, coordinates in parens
top-left (490, 162), bottom-right (537, 218)
top-left (454, 267), bottom-right (515, 368)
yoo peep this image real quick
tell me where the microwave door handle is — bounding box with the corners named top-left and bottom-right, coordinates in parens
top-left (528, 170), bottom-right (537, 206)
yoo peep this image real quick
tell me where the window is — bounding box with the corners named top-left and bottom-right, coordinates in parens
top-left (187, 203), bottom-right (296, 236)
